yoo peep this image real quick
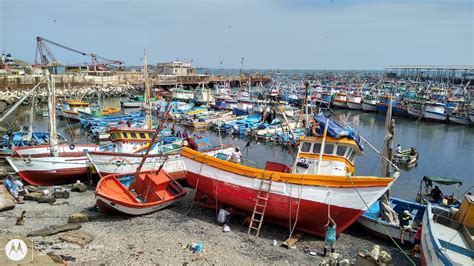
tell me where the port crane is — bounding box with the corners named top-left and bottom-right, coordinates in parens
top-left (34, 36), bottom-right (124, 71)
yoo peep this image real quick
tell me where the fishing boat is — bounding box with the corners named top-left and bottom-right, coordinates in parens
top-left (6, 72), bottom-right (100, 186)
top-left (361, 95), bottom-right (378, 112)
top-left (392, 148), bottom-right (419, 168)
top-left (420, 196), bottom-right (474, 266)
top-left (181, 115), bottom-right (396, 237)
top-left (407, 103), bottom-right (424, 119)
top-left (57, 99), bottom-right (90, 121)
top-left (95, 169), bottom-right (187, 215)
top-left (332, 91), bottom-right (348, 108)
top-left (357, 197), bottom-right (426, 242)
top-left (416, 176), bottom-right (463, 208)
top-left (95, 100), bottom-right (188, 216)
top-left (347, 93), bottom-right (363, 110)
top-left (423, 102), bottom-right (447, 122)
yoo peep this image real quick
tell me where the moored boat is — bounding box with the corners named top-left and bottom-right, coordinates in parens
top-left (420, 196), bottom-right (474, 266)
top-left (357, 197), bottom-right (425, 242)
top-left (332, 92), bottom-right (348, 108)
top-left (423, 102), bottom-right (447, 122)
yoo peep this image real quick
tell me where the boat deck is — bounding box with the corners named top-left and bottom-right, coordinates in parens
top-left (431, 220), bottom-right (474, 264)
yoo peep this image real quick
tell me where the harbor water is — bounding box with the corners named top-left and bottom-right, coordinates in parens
top-left (4, 96), bottom-right (473, 200)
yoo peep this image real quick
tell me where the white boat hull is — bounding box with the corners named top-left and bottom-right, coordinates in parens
top-left (448, 115), bottom-right (471, 125)
top-left (423, 111), bottom-right (447, 122)
top-left (333, 101), bottom-right (347, 108)
top-left (96, 195), bottom-right (175, 215)
top-left (347, 102), bottom-right (362, 110)
top-left (361, 102), bottom-right (377, 112)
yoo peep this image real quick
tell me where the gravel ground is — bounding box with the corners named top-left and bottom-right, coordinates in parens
top-left (0, 187), bottom-right (419, 265)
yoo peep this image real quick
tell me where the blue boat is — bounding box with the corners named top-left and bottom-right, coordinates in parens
top-left (357, 197), bottom-right (426, 242)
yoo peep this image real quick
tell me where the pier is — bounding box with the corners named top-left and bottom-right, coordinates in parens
top-left (385, 65), bottom-right (474, 84)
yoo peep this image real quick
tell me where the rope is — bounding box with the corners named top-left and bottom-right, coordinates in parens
top-left (346, 175), bottom-right (415, 265)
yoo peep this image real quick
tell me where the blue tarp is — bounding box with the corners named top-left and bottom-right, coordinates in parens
top-left (313, 115), bottom-right (364, 151)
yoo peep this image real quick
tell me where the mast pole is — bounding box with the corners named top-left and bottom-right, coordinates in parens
top-left (381, 93), bottom-right (394, 176)
top-left (316, 116), bottom-right (330, 175)
top-left (47, 70), bottom-right (58, 157)
top-left (26, 91), bottom-right (36, 141)
top-left (129, 102), bottom-right (172, 190)
top-left (143, 49), bottom-right (152, 129)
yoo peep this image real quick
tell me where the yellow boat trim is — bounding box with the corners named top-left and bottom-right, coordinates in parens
top-left (67, 100), bottom-right (90, 107)
top-left (298, 153), bottom-right (355, 174)
top-left (181, 147), bottom-right (393, 188)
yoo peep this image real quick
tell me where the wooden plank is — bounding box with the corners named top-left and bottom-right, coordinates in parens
top-left (281, 232), bottom-right (303, 248)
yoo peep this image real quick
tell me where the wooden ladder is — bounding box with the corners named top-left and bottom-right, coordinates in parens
top-left (248, 174), bottom-right (273, 240)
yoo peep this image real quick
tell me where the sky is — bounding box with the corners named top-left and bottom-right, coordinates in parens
top-left (1, 0), bottom-right (472, 70)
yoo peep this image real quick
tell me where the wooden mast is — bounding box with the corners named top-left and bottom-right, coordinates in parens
top-left (47, 70), bottom-right (58, 157)
top-left (129, 102), bottom-right (172, 190)
top-left (381, 93), bottom-right (394, 177)
top-left (143, 49), bottom-right (152, 129)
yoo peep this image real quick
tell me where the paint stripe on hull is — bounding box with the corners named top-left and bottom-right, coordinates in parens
top-left (183, 158), bottom-right (391, 236)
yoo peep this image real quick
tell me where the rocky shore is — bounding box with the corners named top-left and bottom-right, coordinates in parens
top-left (0, 185), bottom-right (418, 265)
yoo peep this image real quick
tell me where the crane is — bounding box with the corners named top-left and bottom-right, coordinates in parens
top-left (34, 36), bottom-right (124, 71)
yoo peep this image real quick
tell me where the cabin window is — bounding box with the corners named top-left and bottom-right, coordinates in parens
top-left (312, 143), bottom-right (322, 154)
top-left (139, 133), bottom-right (146, 139)
top-left (348, 151), bottom-right (357, 162)
top-left (324, 144), bottom-right (335, 155)
top-left (336, 145), bottom-right (348, 156)
top-left (301, 142), bottom-right (311, 153)
top-left (120, 132), bottom-right (126, 139)
top-left (345, 148), bottom-right (352, 158)
top-left (130, 133), bottom-right (137, 139)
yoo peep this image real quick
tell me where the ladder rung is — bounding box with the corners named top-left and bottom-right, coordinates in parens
top-left (257, 196), bottom-right (269, 200)
top-left (249, 226), bottom-right (259, 230)
top-left (252, 217), bottom-right (263, 223)
top-left (255, 203), bottom-right (266, 208)
top-left (253, 211), bottom-right (263, 215)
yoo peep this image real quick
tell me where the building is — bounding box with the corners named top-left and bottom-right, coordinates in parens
top-left (157, 61), bottom-right (196, 76)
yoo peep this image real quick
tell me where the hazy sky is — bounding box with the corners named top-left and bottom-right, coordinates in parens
top-left (1, 0), bottom-right (472, 69)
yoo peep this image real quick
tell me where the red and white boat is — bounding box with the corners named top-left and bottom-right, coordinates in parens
top-left (6, 72), bottom-right (100, 186)
top-left (95, 169), bottom-right (187, 215)
top-left (332, 91), bottom-right (348, 108)
top-left (347, 94), bottom-right (363, 110)
top-left (6, 144), bottom-right (100, 186)
top-left (181, 116), bottom-right (396, 237)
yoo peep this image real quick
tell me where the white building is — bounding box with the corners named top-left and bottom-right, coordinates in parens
top-left (157, 61), bottom-right (196, 76)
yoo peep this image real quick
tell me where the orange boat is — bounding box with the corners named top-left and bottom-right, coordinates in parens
top-left (95, 169), bottom-right (187, 215)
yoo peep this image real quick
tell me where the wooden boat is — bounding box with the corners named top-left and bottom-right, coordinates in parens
top-left (347, 94), bottom-right (363, 110)
top-left (420, 196), bottom-right (474, 266)
top-left (332, 92), bottom-right (348, 108)
top-left (6, 73), bottom-right (100, 186)
top-left (392, 148), bottom-right (419, 168)
top-left (416, 176), bottom-right (463, 208)
top-left (357, 197), bottom-right (425, 242)
top-left (423, 102), bottom-right (447, 122)
top-left (95, 169), bottom-right (187, 215)
top-left (57, 99), bottom-right (90, 121)
top-left (181, 115), bottom-right (396, 237)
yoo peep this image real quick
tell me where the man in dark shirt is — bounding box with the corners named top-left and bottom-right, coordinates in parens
top-left (431, 186), bottom-right (443, 203)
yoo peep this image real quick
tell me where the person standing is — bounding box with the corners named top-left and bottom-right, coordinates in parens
top-left (323, 217), bottom-right (336, 256)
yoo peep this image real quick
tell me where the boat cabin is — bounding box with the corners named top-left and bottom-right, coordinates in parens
top-left (108, 127), bottom-right (157, 153)
top-left (292, 136), bottom-right (362, 176)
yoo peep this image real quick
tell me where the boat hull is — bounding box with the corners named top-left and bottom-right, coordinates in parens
top-left (183, 156), bottom-right (391, 237)
top-left (408, 108), bottom-right (423, 118)
top-left (88, 146), bottom-right (235, 179)
top-left (332, 100), bottom-right (347, 109)
top-left (96, 195), bottom-right (176, 215)
top-left (448, 115), bottom-right (471, 125)
top-left (423, 111), bottom-right (447, 122)
top-left (347, 102), bottom-right (362, 110)
top-left (6, 144), bottom-right (100, 186)
top-left (361, 102), bottom-right (377, 112)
